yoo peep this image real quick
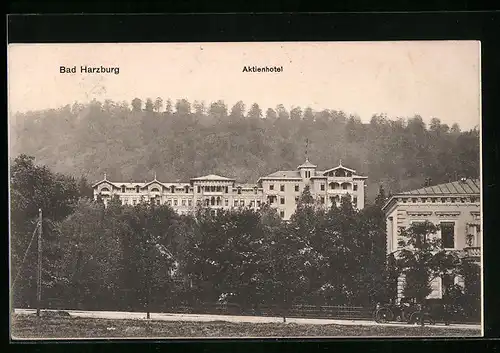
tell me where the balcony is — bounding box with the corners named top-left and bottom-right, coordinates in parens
top-left (326, 176), bottom-right (354, 182)
top-left (463, 246), bottom-right (481, 260)
top-left (199, 191), bottom-right (225, 196)
top-left (327, 189), bottom-right (352, 194)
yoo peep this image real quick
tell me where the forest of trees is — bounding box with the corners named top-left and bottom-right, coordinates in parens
top-left (9, 97), bottom-right (480, 202)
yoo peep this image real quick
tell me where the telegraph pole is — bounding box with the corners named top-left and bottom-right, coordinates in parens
top-left (36, 208), bottom-right (42, 317)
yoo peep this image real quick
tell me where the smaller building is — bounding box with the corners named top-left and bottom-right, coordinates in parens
top-left (382, 178), bottom-right (481, 302)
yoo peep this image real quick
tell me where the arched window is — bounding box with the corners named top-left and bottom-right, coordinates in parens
top-left (136, 185), bottom-right (140, 193)
top-left (151, 187), bottom-right (160, 192)
top-left (121, 185), bottom-right (126, 193)
top-left (170, 185), bottom-right (175, 193)
top-left (211, 196), bottom-right (215, 206)
top-left (205, 199), bottom-right (210, 206)
top-left (185, 186), bottom-right (189, 193)
top-left (216, 196), bottom-right (221, 206)
top-left (342, 183), bottom-right (350, 190)
top-left (101, 187), bottom-right (110, 192)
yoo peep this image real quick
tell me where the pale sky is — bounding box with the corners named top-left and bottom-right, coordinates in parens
top-left (8, 41), bottom-right (480, 129)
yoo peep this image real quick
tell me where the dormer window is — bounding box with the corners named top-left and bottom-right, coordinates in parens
top-left (170, 185), bottom-right (175, 193)
top-left (185, 186), bottom-right (189, 193)
top-left (237, 187), bottom-right (242, 194)
top-left (135, 186), bottom-right (140, 193)
top-left (121, 186), bottom-right (126, 193)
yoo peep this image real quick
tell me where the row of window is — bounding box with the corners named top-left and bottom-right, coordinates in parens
top-left (122, 197), bottom-right (263, 208)
top-left (319, 196), bottom-right (358, 204)
top-left (202, 197), bottom-right (262, 207)
top-left (115, 185), bottom-right (192, 194)
top-left (108, 182), bottom-right (361, 195)
top-left (267, 183), bottom-right (358, 192)
top-left (112, 185), bottom-right (262, 195)
top-left (269, 184), bottom-right (300, 192)
top-left (402, 196), bottom-right (479, 204)
top-left (122, 198), bottom-right (195, 207)
top-left (267, 195), bottom-right (359, 205)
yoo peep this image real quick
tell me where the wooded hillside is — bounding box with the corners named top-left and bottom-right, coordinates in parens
top-left (10, 98), bottom-right (480, 201)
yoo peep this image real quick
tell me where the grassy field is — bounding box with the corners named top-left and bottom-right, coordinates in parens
top-left (11, 313), bottom-right (481, 339)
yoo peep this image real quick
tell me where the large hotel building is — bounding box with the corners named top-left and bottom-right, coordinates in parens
top-left (92, 159), bottom-right (368, 220)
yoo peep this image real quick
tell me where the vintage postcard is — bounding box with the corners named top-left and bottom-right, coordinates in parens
top-left (8, 41), bottom-right (482, 339)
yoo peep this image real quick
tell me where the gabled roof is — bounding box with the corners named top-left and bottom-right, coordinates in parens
top-left (92, 179), bottom-right (119, 188)
top-left (297, 159), bottom-right (317, 169)
top-left (190, 174), bottom-right (235, 181)
top-left (400, 179), bottom-right (480, 195)
top-left (143, 179), bottom-right (165, 188)
top-left (93, 180), bottom-right (192, 189)
top-left (323, 164), bottom-right (357, 174)
top-left (94, 181), bottom-right (148, 189)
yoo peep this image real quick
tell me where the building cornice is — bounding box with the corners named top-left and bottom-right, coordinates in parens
top-left (382, 193), bottom-right (480, 213)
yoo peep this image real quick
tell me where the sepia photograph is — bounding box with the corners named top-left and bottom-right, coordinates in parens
top-left (8, 41), bottom-right (482, 339)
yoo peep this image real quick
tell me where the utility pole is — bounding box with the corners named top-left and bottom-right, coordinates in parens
top-left (36, 208), bottom-right (42, 317)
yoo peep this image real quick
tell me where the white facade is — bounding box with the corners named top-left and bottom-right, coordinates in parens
top-left (93, 159), bottom-right (368, 220)
top-left (382, 178), bottom-right (481, 302)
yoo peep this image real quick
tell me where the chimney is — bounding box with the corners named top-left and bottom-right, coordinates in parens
top-left (460, 177), bottom-right (467, 183)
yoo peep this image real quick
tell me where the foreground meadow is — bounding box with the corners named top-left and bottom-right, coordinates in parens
top-left (11, 314), bottom-right (481, 339)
